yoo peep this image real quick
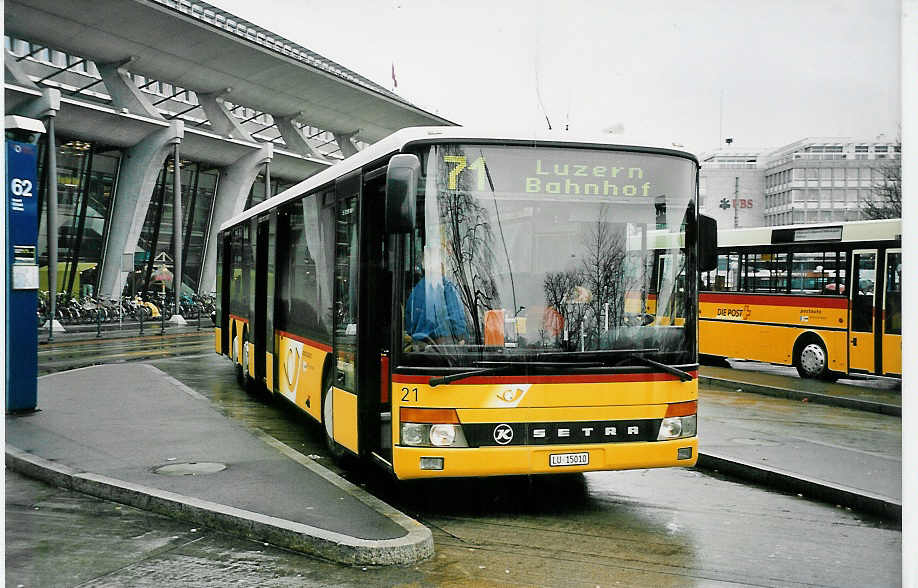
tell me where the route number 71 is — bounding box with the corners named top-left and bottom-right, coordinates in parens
top-left (443, 156), bottom-right (487, 190)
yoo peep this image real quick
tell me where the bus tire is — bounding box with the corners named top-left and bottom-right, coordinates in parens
top-left (700, 354), bottom-right (731, 368)
top-left (795, 337), bottom-right (831, 380)
top-left (321, 367), bottom-right (350, 463)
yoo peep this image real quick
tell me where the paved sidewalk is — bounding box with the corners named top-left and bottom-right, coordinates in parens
top-left (5, 363), bottom-right (432, 565)
top-left (700, 364), bottom-right (901, 415)
top-left (697, 382), bottom-right (901, 521)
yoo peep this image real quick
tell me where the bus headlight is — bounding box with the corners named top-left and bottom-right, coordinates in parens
top-left (429, 424), bottom-right (457, 446)
top-left (399, 422), bottom-right (468, 447)
top-left (399, 408), bottom-right (469, 447)
top-left (401, 423), bottom-right (427, 446)
top-left (658, 415), bottom-right (697, 440)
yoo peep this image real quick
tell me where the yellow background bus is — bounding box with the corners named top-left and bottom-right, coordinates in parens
top-left (698, 219), bottom-right (901, 380)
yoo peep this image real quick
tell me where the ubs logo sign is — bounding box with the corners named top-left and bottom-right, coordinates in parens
top-left (493, 424), bottom-right (514, 445)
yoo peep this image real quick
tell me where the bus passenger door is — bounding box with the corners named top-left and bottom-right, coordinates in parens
top-left (329, 175), bottom-right (361, 455)
top-left (253, 216), bottom-right (270, 392)
top-left (848, 249), bottom-right (877, 373)
top-left (881, 250), bottom-right (901, 376)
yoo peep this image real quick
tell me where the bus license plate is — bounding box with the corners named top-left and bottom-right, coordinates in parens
top-left (550, 452), bottom-right (589, 467)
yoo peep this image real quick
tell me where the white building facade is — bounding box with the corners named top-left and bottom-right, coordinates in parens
top-left (699, 138), bottom-right (900, 228)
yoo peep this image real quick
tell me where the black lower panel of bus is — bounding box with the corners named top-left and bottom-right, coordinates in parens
top-left (462, 419), bottom-right (660, 447)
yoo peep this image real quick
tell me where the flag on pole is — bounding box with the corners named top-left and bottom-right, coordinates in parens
top-left (391, 62), bottom-right (398, 89)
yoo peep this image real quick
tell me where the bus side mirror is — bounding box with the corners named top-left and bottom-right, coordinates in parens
top-left (385, 154), bottom-right (420, 233)
top-left (698, 214), bottom-right (718, 272)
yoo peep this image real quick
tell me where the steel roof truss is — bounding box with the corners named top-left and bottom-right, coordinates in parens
top-left (36, 58), bottom-right (87, 84)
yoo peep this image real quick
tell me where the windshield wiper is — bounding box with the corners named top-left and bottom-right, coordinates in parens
top-left (428, 365), bottom-right (512, 387)
top-left (625, 354), bottom-right (694, 382)
top-left (428, 361), bottom-right (604, 387)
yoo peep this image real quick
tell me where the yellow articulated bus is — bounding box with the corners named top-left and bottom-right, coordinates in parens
top-left (215, 127), bottom-right (717, 479)
top-left (698, 219), bottom-right (901, 380)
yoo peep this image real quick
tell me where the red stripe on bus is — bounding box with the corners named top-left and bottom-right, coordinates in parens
top-left (276, 330), bottom-right (333, 353)
top-left (393, 371), bottom-right (697, 385)
top-left (229, 314), bottom-right (249, 324)
top-left (700, 292), bottom-right (848, 309)
top-left (380, 354), bottom-right (390, 404)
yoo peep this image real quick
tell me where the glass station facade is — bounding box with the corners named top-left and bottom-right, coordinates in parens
top-left (34, 137), bottom-right (288, 298)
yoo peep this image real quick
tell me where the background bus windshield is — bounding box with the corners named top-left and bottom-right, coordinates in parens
top-left (400, 143), bottom-right (697, 369)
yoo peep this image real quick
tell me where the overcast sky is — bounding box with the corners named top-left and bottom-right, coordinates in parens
top-left (209, 0), bottom-right (900, 154)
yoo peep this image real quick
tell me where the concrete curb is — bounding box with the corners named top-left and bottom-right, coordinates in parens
top-left (696, 451), bottom-right (901, 522)
top-left (700, 375), bottom-right (901, 417)
top-left (5, 445), bottom-right (433, 566)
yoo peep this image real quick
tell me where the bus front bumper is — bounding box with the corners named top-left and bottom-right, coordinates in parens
top-left (392, 437), bottom-right (698, 480)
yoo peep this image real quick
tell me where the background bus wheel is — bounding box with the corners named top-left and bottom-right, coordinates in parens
top-left (796, 340), bottom-right (833, 380)
top-left (700, 354), bottom-right (731, 368)
top-left (322, 370), bottom-right (350, 463)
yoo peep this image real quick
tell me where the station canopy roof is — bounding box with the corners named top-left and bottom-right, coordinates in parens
top-left (4, 0), bottom-right (455, 144)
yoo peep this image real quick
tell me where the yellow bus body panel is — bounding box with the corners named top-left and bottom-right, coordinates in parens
top-left (392, 377), bottom-right (696, 479)
top-left (214, 327), bottom-right (222, 355)
top-left (699, 298), bottom-right (849, 371)
top-left (394, 439), bottom-right (697, 479)
top-left (702, 319), bottom-right (848, 371)
top-left (333, 386), bottom-right (359, 453)
top-left (849, 332), bottom-right (875, 372)
top-left (395, 378), bottom-right (696, 410)
top-left (246, 341), bottom-right (255, 379)
top-left (275, 333), bottom-right (327, 422)
top-left (883, 334), bottom-right (901, 375)
top-left (458, 405), bottom-right (669, 423)
top-left (265, 351), bottom-right (274, 393)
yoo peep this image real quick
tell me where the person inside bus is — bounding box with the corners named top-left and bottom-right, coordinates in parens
top-left (405, 246), bottom-right (469, 348)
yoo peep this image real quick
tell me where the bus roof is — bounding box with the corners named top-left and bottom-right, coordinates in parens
top-left (715, 218), bottom-right (901, 248)
top-left (220, 126), bottom-right (699, 232)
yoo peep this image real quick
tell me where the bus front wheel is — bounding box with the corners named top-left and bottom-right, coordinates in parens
top-left (795, 340), bottom-right (837, 381)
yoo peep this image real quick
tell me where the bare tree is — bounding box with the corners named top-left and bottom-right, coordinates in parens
top-left (580, 215), bottom-right (627, 348)
top-left (542, 268), bottom-right (585, 349)
top-left (437, 157), bottom-right (500, 345)
top-left (863, 146), bottom-right (901, 220)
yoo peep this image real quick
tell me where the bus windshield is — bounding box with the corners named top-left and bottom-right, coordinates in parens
top-left (399, 143), bottom-right (697, 370)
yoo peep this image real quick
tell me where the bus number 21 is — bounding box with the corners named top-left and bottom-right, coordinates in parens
top-left (401, 387), bottom-right (419, 402)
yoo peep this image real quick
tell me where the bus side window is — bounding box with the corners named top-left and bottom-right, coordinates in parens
top-left (791, 250), bottom-right (845, 295)
top-left (713, 252), bottom-right (739, 291)
top-left (885, 252), bottom-right (901, 335)
top-left (700, 270), bottom-right (714, 291)
top-left (850, 252), bottom-right (876, 332)
top-left (747, 252), bottom-right (787, 293)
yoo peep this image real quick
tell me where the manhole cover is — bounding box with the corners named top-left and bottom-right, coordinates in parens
top-left (729, 438), bottom-right (781, 447)
top-left (154, 462), bottom-right (227, 476)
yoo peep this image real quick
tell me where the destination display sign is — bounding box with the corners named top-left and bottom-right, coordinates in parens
top-left (436, 145), bottom-right (695, 203)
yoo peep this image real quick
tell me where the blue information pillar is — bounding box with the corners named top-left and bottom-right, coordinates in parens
top-left (6, 134), bottom-right (41, 412)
